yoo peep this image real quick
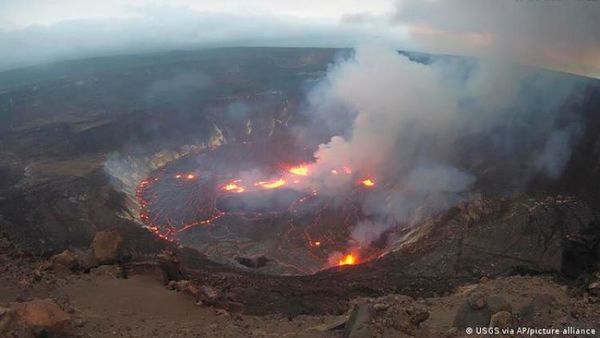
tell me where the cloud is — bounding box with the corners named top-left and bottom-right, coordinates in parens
top-left (0, 6), bottom-right (403, 71)
top-left (391, 0), bottom-right (600, 77)
top-left (1, 0), bottom-right (596, 77)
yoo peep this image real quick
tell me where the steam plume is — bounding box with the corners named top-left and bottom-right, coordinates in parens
top-left (304, 44), bottom-right (586, 247)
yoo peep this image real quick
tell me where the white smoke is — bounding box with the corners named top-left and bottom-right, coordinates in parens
top-left (534, 127), bottom-right (582, 179)
top-left (306, 44), bottom-right (586, 248)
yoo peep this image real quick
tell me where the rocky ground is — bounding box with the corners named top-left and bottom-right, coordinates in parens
top-left (1, 230), bottom-right (599, 338)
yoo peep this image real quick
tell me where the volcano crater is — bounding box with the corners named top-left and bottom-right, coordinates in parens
top-left (137, 142), bottom-right (383, 275)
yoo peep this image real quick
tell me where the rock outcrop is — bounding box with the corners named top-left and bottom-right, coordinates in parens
top-left (91, 230), bottom-right (123, 264)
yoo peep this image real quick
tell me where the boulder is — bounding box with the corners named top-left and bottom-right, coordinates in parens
top-left (91, 230), bottom-right (123, 264)
top-left (50, 250), bottom-right (78, 271)
top-left (73, 249), bottom-right (98, 271)
top-left (467, 291), bottom-right (487, 310)
top-left (453, 302), bottom-right (491, 328)
top-left (489, 311), bottom-right (513, 328)
top-left (0, 306), bottom-right (32, 338)
top-left (407, 304), bottom-right (429, 326)
top-left (344, 303), bottom-right (374, 338)
top-left (12, 299), bottom-right (71, 333)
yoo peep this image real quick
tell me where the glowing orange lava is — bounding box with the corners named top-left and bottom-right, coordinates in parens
top-left (288, 165), bottom-right (309, 176)
top-left (256, 179), bottom-right (286, 189)
top-left (186, 174), bottom-right (196, 180)
top-left (361, 178), bottom-right (375, 187)
top-left (223, 182), bottom-right (245, 193)
top-left (337, 253), bottom-right (358, 266)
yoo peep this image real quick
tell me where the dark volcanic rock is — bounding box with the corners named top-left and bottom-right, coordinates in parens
top-left (123, 261), bottom-right (168, 284)
top-left (0, 170), bottom-right (113, 255)
top-left (453, 302), bottom-right (492, 328)
top-left (235, 255), bottom-right (271, 269)
top-left (561, 221), bottom-right (600, 278)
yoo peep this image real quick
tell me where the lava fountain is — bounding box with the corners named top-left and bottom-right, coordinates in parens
top-left (337, 253), bottom-right (358, 266)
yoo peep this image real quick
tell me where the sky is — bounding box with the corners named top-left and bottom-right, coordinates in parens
top-left (0, 0), bottom-right (598, 77)
top-left (0, 0), bottom-right (395, 29)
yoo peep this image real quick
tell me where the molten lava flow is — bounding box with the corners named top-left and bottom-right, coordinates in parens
top-left (223, 182), bottom-right (245, 193)
top-left (289, 165), bottom-right (309, 176)
top-left (361, 178), bottom-right (375, 187)
top-left (338, 253), bottom-right (358, 266)
top-left (175, 173), bottom-right (196, 180)
top-left (309, 240), bottom-right (321, 247)
top-left (256, 179), bottom-right (286, 189)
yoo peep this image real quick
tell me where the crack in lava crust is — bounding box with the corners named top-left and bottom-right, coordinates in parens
top-left (136, 143), bottom-right (382, 275)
